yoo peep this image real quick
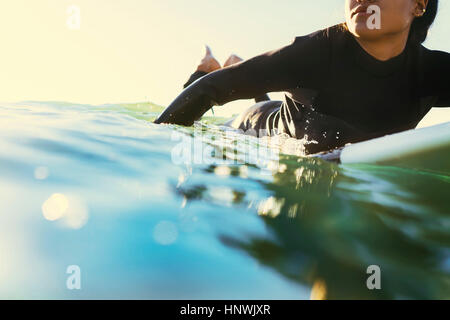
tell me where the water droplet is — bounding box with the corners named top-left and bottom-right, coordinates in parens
top-left (153, 221), bottom-right (178, 245)
top-left (34, 166), bottom-right (49, 180)
top-left (214, 166), bottom-right (231, 177)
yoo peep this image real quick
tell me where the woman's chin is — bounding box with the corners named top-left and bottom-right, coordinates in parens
top-left (349, 24), bottom-right (383, 41)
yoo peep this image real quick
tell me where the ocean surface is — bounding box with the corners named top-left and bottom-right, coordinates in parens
top-left (0, 101), bottom-right (448, 299)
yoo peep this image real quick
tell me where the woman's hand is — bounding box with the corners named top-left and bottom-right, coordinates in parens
top-left (154, 80), bottom-right (216, 126)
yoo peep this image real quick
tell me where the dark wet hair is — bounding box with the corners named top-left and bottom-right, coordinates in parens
top-left (409, 0), bottom-right (439, 44)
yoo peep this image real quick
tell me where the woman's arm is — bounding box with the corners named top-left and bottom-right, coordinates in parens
top-left (154, 30), bottom-right (330, 126)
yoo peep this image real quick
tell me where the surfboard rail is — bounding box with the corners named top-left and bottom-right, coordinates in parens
top-left (314, 122), bottom-right (450, 174)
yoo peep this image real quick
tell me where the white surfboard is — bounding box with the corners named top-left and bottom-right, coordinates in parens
top-left (316, 122), bottom-right (450, 174)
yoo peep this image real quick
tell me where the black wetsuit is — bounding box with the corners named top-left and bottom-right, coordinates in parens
top-left (155, 24), bottom-right (450, 154)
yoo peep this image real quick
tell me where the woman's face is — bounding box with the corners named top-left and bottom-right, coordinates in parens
top-left (345, 0), bottom-right (425, 40)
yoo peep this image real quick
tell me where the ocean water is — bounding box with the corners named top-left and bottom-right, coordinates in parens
top-left (0, 101), bottom-right (448, 299)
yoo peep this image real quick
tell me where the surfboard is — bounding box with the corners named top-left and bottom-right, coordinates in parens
top-left (314, 122), bottom-right (450, 175)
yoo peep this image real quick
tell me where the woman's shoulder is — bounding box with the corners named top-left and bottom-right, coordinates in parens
top-left (416, 45), bottom-right (449, 105)
top-left (419, 45), bottom-right (450, 76)
top-left (420, 45), bottom-right (450, 63)
top-left (292, 24), bottom-right (347, 45)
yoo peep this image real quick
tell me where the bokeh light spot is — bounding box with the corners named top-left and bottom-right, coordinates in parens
top-left (42, 193), bottom-right (69, 221)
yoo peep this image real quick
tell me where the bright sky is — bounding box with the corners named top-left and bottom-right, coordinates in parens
top-left (0, 0), bottom-right (448, 125)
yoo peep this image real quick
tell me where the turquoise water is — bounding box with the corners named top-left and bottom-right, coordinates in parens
top-left (0, 101), bottom-right (448, 299)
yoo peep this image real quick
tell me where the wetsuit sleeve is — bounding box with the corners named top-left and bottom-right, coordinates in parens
top-left (154, 30), bottom-right (330, 126)
top-left (423, 50), bottom-right (450, 107)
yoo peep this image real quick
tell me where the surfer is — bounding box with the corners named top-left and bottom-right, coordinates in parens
top-left (155, 0), bottom-right (449, 154)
